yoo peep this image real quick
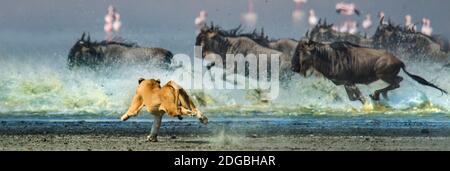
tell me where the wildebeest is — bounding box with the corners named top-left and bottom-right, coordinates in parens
top-left (68, 33), bottom-right (173, 69)
top-left (268, 38), bottom-right (298, 57)
top-left (208, 24), bottom-right (299, 57)
top-left (292, 39), bottom-right (447, 104)
top-left (372, 19), bottom-right (447, 61)
top-left (195, 24), bottom-right (292, 79)
top-left (308, 19), bottom-right (371, 47)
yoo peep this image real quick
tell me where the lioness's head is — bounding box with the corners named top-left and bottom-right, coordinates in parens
top-left (138, 78), bottom-right (161, 88)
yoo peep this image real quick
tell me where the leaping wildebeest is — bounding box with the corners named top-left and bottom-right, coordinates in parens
top-left (68, 33), bottom-right (174, 69)
top-left (291, 39), bottom-right (447, 104)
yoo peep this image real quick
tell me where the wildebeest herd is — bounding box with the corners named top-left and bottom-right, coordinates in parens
top-left (68, 19), bottom-right (449, 105)
top-left (68, 19), bottom-right (448, 141)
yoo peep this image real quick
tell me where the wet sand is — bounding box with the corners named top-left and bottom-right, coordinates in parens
top-left (1, 118), bottom-right (450, 151)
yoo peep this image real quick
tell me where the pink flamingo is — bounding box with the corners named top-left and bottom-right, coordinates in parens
top-left (308, 9), bottom-right (318, 27)
top-left (378, 11), bottom-right (387, 25)
top-left (362, 14), bottom-right (372, 31)
top-left (104, 5), bottom-right (122, 41)
top-left (242, 0), bottom-right (258, 28)
top-left (104, 5), bottom-right (115, 41)
top-left (336, 2), bottom-right (360, 16)
top-left (292, 0), bottom-right (308, 24)
top-left (113, 10), bottom-right (122, 33)
top-left (404, 15), bottom-right (416, 31)
top-left (421, 18), bottom-right (433, 36)
top-left (195, 10), bottom-right (208, 31)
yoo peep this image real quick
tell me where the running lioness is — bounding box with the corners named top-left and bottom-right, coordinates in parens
top-left (121, 78), bottom-right (208, 142)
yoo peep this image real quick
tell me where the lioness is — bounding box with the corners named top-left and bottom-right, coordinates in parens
top-left (121, 78), bottom-right (208, 142)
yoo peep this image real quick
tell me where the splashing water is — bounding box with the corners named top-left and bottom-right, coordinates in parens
top-left (1, 49), bottom-right (449, 119)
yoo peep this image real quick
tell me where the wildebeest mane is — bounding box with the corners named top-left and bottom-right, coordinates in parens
top-left (205, 23), bottom-right (271, 47)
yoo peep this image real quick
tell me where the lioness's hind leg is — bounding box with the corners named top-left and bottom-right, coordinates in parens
top-left (148, 114), bottom-right (163, 142)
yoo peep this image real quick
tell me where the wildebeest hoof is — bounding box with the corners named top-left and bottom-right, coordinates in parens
top-left (177, 116), bottom-right (183, 120)
top-left (147, 135), bottom-right (158, 142)
top-left (199, 116), bottom-right (208, 125)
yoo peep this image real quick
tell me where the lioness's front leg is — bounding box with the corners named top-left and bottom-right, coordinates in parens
top-left (121, 94), bottom-right (144, 121)
top-left (147, 114), bottom-right (163, 142)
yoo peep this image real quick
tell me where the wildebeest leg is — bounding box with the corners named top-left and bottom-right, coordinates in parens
top-left (373, 76), bottom-right (402, 100)
top-left (344, 85), bottom-right (359, 101)
top-left (352, 86), bottom-right (366, 104)
top-left (345, 84), bottom-right (366, 104)
top-left (147, 114), bottom-right (162, 142)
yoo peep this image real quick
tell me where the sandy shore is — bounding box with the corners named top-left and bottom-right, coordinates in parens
top-left (1, 118), bottom-right (450, 151)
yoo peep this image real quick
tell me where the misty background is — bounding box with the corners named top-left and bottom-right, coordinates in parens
top-left (0, 0), bottom-right (449, 56)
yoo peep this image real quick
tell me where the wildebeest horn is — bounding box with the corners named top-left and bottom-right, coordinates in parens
top-left (86, 33), bottom-right (91, 43)
top-left (324, 18), bottom-right (327, 26)
top-left (318, 18), bottom-right (322, 25)
top-left (379, 16), bottom-right (385, 25)
top-left (305, 29), bottom-right (310, 37)
top-left (81, 32), bottom-right (86, 41)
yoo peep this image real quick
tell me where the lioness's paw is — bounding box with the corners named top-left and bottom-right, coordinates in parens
top-left (120, 114), bottom-right (129, 121)
top-left (147, 135), bottom-right (158, 142)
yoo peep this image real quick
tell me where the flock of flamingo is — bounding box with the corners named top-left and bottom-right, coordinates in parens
top-left (104, 1), bottom-right (436, 40)
top-left (193, 0), bottom-right (435, 36)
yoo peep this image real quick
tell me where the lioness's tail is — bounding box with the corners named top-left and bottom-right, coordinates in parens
top-left (401, 65), bottom-right (447, 94)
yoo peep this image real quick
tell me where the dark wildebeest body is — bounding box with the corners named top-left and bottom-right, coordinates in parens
top-left (195, 25), bottom-right (292, 80)
top-left (68, 33), bottom-right (173, 69)
top-left (292, 39), bottom-right (447, 104)
top-left (210, 25), bottom-right (298, 62)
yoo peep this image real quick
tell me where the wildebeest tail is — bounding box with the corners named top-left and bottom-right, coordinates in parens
top-left (164, 50), bottom-right (174, 63)
top-left (401, 65), bottom-right (447, 94)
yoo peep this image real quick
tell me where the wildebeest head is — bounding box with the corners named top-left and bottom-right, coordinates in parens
top-left (373, 19), bottom-right (400, 47)
top-left (196, 24), bottom-right (229, 58)
top-left (292, 39), bottom-right (316, 76)
top-left (310, 19), bottom-right (335, 42)
top-left (68, 33), bottom-right (102, 68)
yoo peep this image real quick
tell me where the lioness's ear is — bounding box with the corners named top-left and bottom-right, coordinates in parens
top-left (138, 78), bottom-right (145, 84)
top-left (156, 79), bottom-right (161, 84)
